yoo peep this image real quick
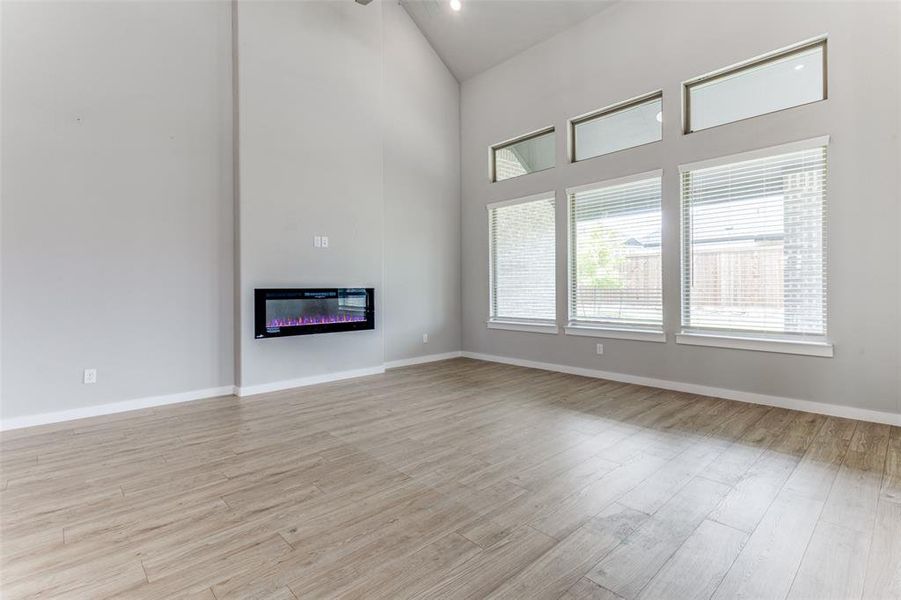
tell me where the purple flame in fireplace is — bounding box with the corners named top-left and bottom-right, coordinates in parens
top-left (267, 313), bottom-right (367, 328)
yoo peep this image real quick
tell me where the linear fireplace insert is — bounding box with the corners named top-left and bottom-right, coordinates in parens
top-left (254, 288), bottom-right (374, 339)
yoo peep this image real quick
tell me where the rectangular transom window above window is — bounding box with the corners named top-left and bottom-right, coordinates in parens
top-left (491, 128), bottom-right (555, 182)
top-left (684, 37), bottom-right (826, 133)
top-left (680, 137), bottom-right (829, 347)
top-left (488, 192), bottom-right (557, 328)
top-left (568, 172), bottom-right (663, 333)
top-left (571, 92), bottom-right (662, 162)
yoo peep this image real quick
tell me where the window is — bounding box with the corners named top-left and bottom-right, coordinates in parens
top-left (571, 92), bottom-right (662, 162)
top-left (680, 137), bottom-right (828, 349)
top-left (568, 172), bottom-right (663, 336)
top-left (488, 192), bottom-right (556, 330)
top-left (491, 128), bottom-right (555, 182)
top-left (684, 38), bottom-right (826, 133)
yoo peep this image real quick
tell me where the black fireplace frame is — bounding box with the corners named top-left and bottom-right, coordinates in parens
top-left (254, 288), bottom-right (375, 339)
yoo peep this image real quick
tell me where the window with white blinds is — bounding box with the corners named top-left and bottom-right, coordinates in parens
top-left (569, 173), bottom-right (663, 330)
top-left (680, 138), bottom-right (828, 340)
top-left (489, 193), bottom-right (556, 323)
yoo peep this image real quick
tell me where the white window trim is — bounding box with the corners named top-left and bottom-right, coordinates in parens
top-left (678, 135), bottom-right (830, 173)
top-left (487, 320), bottom-right (559, 335)
top-left (676, 332), bottom-right (833, 357)
top-left (565, 324), bottom-right (666, 343)
top-left (679, 137), bottom-right (830, 347)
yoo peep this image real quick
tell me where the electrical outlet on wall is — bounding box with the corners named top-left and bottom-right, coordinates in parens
top-left (314, 236), bottom-right (322, 248)
top-left (83, 368), bottom-right (97, 384)
top-left (321, 236), bottom-right (328, 248)
top-left (596, 343), bottom-right (604, 355)
top-left (422, 333), bottom-right (429, 344)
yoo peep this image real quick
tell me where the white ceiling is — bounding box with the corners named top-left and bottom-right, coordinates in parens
top-left (399, 0), bottom-right (616, 82)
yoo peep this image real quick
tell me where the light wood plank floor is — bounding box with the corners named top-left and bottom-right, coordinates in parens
top-left (1, 358), bottom-right (899, 599)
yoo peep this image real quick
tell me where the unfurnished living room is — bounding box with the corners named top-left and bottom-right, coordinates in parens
top-left (1, 0), bottom-right (900, 598)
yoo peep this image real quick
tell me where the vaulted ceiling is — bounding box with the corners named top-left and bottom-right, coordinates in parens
top-left (400, 0), bottom-right (616, 81)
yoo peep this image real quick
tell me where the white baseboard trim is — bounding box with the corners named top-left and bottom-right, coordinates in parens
top-left (0, 385), bottom-right (237, 432)
top-left (384, 351), bottom-right (463, 369)
top-left (461, 351), bottom-right (901, 427)
top-left (235, 365), bottom-right (386, 397)
top-left (8, 350), bottom-right (894, 432)
top-left (0, 357), bottom-right (447, 433)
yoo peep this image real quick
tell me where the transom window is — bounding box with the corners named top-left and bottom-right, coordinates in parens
top-left (491, 128), bottom-right (555, 182)
top-left (684, 38), bottom-right (827, 133)
top-left (571, 92), bottom-right (662, 162)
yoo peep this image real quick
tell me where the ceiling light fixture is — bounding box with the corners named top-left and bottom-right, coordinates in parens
top-left (450, 0), bottom-right (462, 11)
top-left (794, 64), bottom-right (805, 71)
top-left (655, 111), bottom-right (663, 123)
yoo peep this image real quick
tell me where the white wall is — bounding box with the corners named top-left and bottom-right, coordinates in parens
top-left (383, 1), bottom-right (462, 363)
top-left (461, 1), bottom-right (901, 416)
top-left (1, 1), bottom-right (235, 420)
top-left (236, 0), bottom-right (386, 388)
top-left (1, 0), bottom-right (461, 422)
top-left (236, 0), bottom-right (461, 389)
top-left (12, 0), bottom-right (889, 425)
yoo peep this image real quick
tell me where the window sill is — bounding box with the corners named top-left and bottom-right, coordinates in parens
top-left (565, 325), bottom-right (666, 343)
top-left (486, 320), bottom-right (559, 335)
top-left (675, 332), bottom-right (833, 357)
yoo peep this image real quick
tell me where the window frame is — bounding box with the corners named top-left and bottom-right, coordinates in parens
top-left (489, 126), bottom-right (556, 183)
top-left (487, 191), bottom-right (558, 333)
top-left (682, 37), bottom-right (828, 134)
top-left (677, 136), bottom-right (833, 357)
top-left (565, 170), bottom-right (666, 341)
top-left (568, 91), bottom-right (663, 163)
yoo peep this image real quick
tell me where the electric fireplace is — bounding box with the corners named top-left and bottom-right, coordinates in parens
top-left (254, 288), bottom-right (374, 339)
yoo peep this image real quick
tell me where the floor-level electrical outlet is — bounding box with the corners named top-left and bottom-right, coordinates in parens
top-left (83, 368), bottom-right (97, 384)
top-left (422, 333), bottom-right (429, 344)
top-left (596, 343), bottom-right (604, 355)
